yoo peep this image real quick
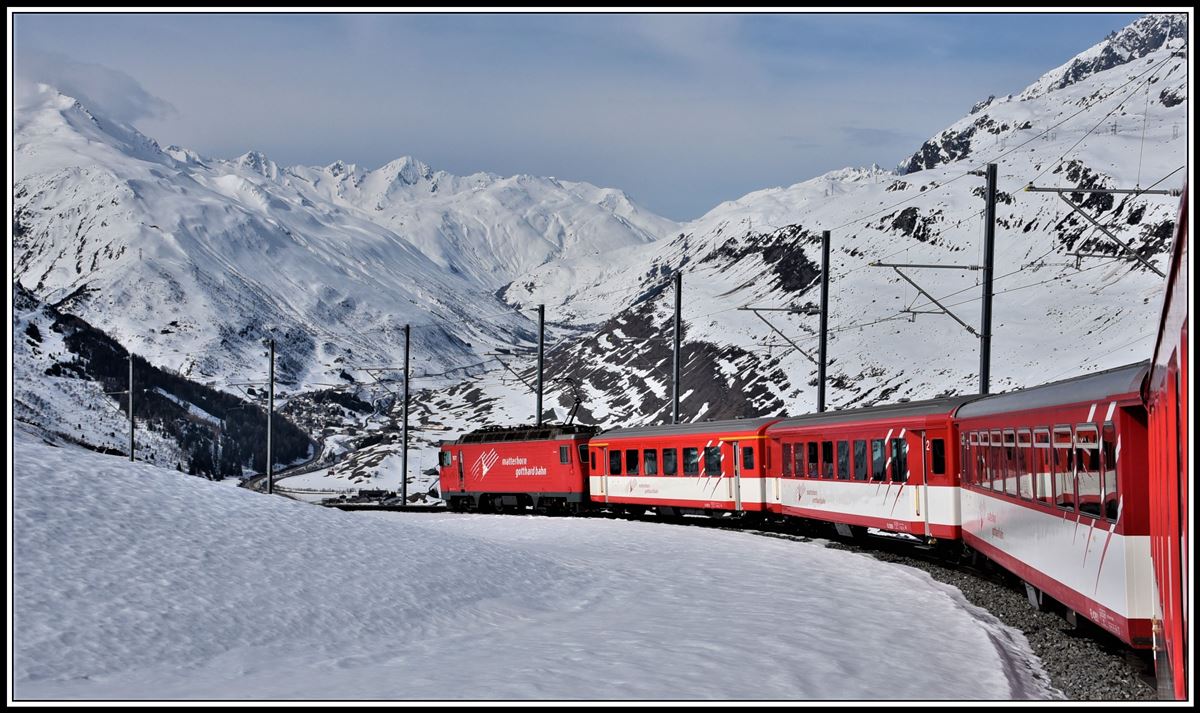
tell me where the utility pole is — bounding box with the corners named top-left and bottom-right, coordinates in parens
top-left (817, 231), bottom-right (831, 413)
top-left (672, 271), bottom-right (682, 424)
top-left (401, 324), bottom-right (410, 506)
top-left (267, 338), bottom-right (275, 495)
top-left (536, 304), bottom-right (545, 427)
top-left (128, 354), bottom-right (135, 461)
top-left (979, 163), bottom-right (997, 395)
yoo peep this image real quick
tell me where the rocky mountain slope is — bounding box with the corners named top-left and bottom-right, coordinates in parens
top-left (12, 14), bottom-right (1188, 494)
top-left (476, 12), bottom-right (1189, 427)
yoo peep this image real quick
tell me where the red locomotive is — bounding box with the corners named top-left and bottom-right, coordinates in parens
top-left (439, 424), bottom-right (597, 513)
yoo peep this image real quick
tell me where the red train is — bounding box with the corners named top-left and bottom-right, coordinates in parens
top-left (438, 194), bottom-right (1189, 699)
top-left (439, 424), bottom-right (597, 513)
top-left (955, 362), bottom-right (1153, 648)
top-left (767, 397), bottom-right (975, 540)
top-left (590, 418), bottom-right (779, 516)
top-left (438, 366), bottom-right (1159, 647)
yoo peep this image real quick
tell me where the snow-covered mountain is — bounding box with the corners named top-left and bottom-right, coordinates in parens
top-left (13, 283), bottom-right (312, 476)
top-left (11, 14), bottom-right (1189, 492)
top-left (285, 156), bottom-right (674, 288)
top-left (487, 13), bottom-right (1188, 428)
top-left (275, 15), bottom-right (1188, 498)
top-left (13, 85), bottom-right (671, 390)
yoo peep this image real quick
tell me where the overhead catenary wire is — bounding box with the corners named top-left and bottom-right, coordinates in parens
top-left (831, 50), bottom-right (1179, 284)
top-left (1136, 80), bottom-right (1151, 189)
top-left (72, 44), bottom-right (1187, 422)
top-left (1020, 54), bottom-right (1176, 191)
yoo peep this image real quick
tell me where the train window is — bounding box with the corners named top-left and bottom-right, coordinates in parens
top-left (975, 433), bottom-right (990, 490)
top-left (1017, 429), bottom-right (1033, 500)
top-left (590, 452), bottom-right (597, 471)
top-left (1003, 430), bottom-right (1018, 497)
top-left (1033, 429), bottom-right (1052, 505)
top-left (704, 446), bottom-right (722, 476)
top-left (975, 438), bottom-right (986, 488)
top-left (990, 430), bottom-right (1004, 492)
top-left (1053, 426), bottom-right (1075, 511)
top-left (560, 445), bottom-right (571, 464)
top-left (966, 432), bottom-right (979, 486)
top-left (1075, 425), bottom-right (1101, 518)
top-left (1101, 423), bottom-right (1118, 522)
top-left (871, 439), bottom-right (887, 481)
top-left (854, 440), bottom-right (868, 481)
top-left (974, 432), bottom-right (986, 489)
top-left (626, 449), bottom-right (639, 476)
top-left (663, 448), bottom-right (678, 476)
top-left (807, 442), bottom-right (819, 479)
top-left (931, 438), bottom-right (945, 475)
top-left (890, 438), bottom-right (908, 482)
top-left (578, 444), bottom-right (588, 470)
top-left (782, 443), bottom-right (793, 477)
top-left (439, 451), bottom-right (452, 467)
top-left (742, 446), bottom-right (754, 471)
top-left (683, 448), bottom-right (700, 476)
top-left (609, 450), bottom-right (621, 476)
top-left (837, 441), bottom-right (850, 480)
top-left (644, 449), bottom-right (658, 476)
top-left (793, 443), bottom-right (804, 478)
top-left (821, 441), bottom-right (834, 479)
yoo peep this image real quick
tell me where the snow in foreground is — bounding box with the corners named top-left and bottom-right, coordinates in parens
top-left (13, 431), bottom-right (1058, 700)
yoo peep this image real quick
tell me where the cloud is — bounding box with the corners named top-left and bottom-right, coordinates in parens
top-left (14, 47), bottom-right (176, 125)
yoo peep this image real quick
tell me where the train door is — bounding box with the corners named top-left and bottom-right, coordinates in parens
top-left (731, 440), bottom-right (743, 511)
top-left (916, 432), bottom-right (931, 537)
top-left (598, 446), bottom-right (609, 504)
top-left (900, 429), bottom-right (926, 526)
top-left (578, 441), bottom-right (591, 500)
top-left (457, 450), bottom-right (465, 492)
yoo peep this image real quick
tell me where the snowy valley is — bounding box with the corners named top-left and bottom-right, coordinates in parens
top-left (11, 14), bottom-right (1188, 496)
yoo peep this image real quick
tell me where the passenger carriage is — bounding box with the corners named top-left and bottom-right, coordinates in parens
top-left (765, 397), bottom-right (977, 540)
top-left (588, 418), bottom-right (780, 516)
top-left (955, 362), bottom-right (1154, 648)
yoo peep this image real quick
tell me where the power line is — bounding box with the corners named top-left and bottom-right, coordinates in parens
top-left (1020, 55), bottom-right (1176, 190)
top-left (830, 49), bottom-right (1180, 284)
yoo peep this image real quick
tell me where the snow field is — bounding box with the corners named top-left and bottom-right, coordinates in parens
top-left (14, 432), bottom-right (1057, 699)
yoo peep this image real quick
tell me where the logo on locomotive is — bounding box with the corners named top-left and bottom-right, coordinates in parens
top-left (470, 448), bottom-right (500, 480)
top-left (469, 448), bottom-right (550, 479)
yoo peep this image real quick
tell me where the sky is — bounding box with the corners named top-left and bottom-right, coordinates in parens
top-left (13, 11), bottom-right (1145, 221)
